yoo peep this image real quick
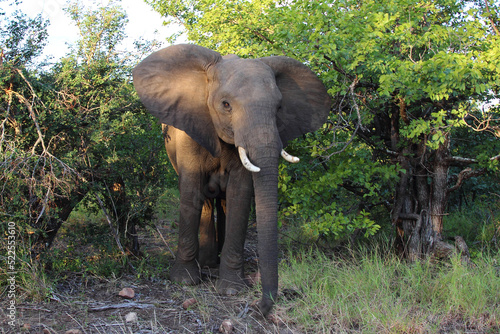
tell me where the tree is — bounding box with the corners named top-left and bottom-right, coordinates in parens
top-left (148, 0), bottom-right (500, 257)
top-left (1, 0), bottom-right (172, 256)
top-left (0, 5), bottom-right (59, 247)
top-left (65, 0), bottom-right (128, 65)
top-left (0, 10), bottom-right (48, 66)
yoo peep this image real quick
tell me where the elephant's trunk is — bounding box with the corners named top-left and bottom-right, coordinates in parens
top-left (234, 105), bottom-right (284, 314)
top-left (247, 141), bottom-right (281, 315)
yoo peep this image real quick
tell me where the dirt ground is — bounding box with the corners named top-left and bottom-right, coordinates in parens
top-left (0, 220), bottom-right (293, 334)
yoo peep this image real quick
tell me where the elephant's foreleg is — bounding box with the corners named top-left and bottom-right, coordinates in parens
top-left (198, 198), bottom-right (218, 268)
top-left (170, 178), bottom-right (204, 285)
top-left (216, 169), bottom-right (252, 295)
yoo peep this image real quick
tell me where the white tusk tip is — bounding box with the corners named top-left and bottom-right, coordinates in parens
top-left (281, 149), bottom-right (300, 163)
top-left (238, 147), bottom-right (261, 172)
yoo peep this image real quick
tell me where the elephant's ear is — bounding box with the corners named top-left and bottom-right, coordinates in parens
top-left (133, 44), bottom-right (223, 157)
top-left (259, 56), bottom-right (331, 146)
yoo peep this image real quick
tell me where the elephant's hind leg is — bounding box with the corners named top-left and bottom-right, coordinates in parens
top-left (216, 197), bottom-right (226, 256)
top-left (198, 198), bottom-right (218, 268)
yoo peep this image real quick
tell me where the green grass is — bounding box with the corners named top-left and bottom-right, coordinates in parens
top-left (443, 201), bottom-right (499, 255)
top-left (276, 243), bottom-right (500, 333)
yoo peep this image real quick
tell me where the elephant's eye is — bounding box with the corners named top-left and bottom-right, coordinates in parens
top-left (222, 101), bottom-right (231, 111)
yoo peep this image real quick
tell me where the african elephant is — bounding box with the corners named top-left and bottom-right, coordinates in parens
top-left (133, 44), bottom-right (330, 315)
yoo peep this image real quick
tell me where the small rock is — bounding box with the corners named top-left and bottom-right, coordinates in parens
top-left (118, 287), bottom-right (135, 299)
top-left (182, 298), bottom-right (197, 310)
top-left (125, 312), bottom-right (138, 323)
top-left (65, 330), bottom-right (82, 334)
top-left (43, 329), bottom-right (51, 334)
top-left (219, 319), bottom-right (234, 333)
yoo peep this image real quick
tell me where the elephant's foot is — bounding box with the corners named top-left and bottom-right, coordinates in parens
top-left (198, 246), bottom-right (219, 268)
top-left (254, 297), bottom-right (274, 317)
top-left (215, 269), bottom-right (248, 296)
top-left (170, 261), bottom-right (201, 285)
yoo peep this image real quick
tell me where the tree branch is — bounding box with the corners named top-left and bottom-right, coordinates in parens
top-left (94, 193), bottom-right (127, 256)
top-left (398, 213), bottom-right (420, 220)
top-left (464, 111), bottom-right (500, 137)
top-left (449, 153), bottom-right (500, 166)
top-left (483, 0), bottom-right (500, 35)
top-left (449, 156), bottom-right (477, 165)
top-left (320, 53), bottom-right (353, 79)
top-left (323, 78), bottom-right (367, 158)
top-left (448, 167), bottom-right (487, 193)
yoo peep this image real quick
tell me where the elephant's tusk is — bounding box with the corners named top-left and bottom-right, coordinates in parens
top-left (281, 149), bottom-right (300, 163)
top-left (238, 147), bottom-right (261, 173)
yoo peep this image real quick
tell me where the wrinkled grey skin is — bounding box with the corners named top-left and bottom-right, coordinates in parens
top-left (133, 44), bottom-right (330, 315)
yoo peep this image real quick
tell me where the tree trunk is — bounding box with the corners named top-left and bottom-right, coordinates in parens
top-left (30, 187), bottom-right (87, 257)
top-left (393, 135), bottom-right (452, 260)
top-left (107, 177), bottom-right (140, 256)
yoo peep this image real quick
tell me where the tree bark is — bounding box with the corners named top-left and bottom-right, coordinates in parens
top-left (30, 186), bottom-right (87, 257)
top-left (393, 132), bottom-right (455, 260)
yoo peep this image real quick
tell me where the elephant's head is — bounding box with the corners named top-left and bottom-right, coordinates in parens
top-left (133, 44), bottom-right (330, 314)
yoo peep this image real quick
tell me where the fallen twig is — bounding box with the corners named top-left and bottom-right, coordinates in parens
top-left (89, 302), bottom-right (157, 312)
top-left (17, 306), bottom-right (52, 312)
